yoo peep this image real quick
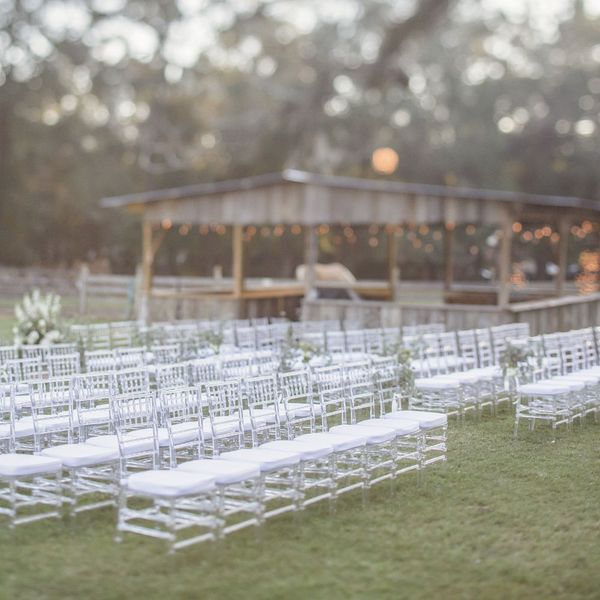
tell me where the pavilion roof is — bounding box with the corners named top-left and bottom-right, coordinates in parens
top-left (99, 169), bottom-right (600, 226)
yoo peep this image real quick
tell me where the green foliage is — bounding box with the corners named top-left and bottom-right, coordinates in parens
top-left (498, 339), bottom-right (541, 383)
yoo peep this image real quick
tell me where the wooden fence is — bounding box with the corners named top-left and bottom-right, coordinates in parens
top-left (302, 293), bottom-right (600, 336)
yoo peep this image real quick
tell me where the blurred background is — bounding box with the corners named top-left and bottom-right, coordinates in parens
top-left (1, 0), bottom-right (600, 286)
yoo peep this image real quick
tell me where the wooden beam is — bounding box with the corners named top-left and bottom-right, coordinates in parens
top-left (556, 216), bottom-right (569, 297)
top-left (498, 215), bottom-right (514, 308)
top-left (304, 226), bottom-right (318, 300)
top-left (232, 224), bottom-right (244, 299)
top-left (388, 231), bottom-right (399, 300)
top-left (444, 227), bottom-right (455, 292)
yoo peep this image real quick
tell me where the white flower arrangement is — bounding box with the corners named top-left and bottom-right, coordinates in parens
top-left (13, 289), bottom-right (63, 346)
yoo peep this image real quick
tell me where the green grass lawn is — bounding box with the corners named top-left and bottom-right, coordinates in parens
top-left (1, 412), bottom-right (599, 600)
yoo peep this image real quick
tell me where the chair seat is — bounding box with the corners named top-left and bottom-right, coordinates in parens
top-left (86, 428), bottom-right (158, 454)
top-left (126, 470), bottom-right (216, 498)
top-left (283, 402), bottom-right (323, 418)
top-left (358, 418), bottom-right (420, 436)
top-left (553, 375), bottom-right (598, 387)
top-left (178, 459), bottom-right (260, 485)
top-left (469, 366), bottom-right (502, 379)
top-left (383, 410), bottom-right (447, 429)
top-left (0, 453), bottom-right (62, 477)
top-left (20, 413), bottom-right (74, 433)
top-left (261, 440), bottom-right (333, 461)
top-left (535, 379), bottom-right (585, 392)
top-left (519, 383), bottom-right (572, 396)
top-left (0, 421), bottom-right (35, 439)
top-left (242, 409), bottom-right (271, 429)
top-left (438, 372), bottom-right (480, 385)
top-left (41, 444), bottom-right (119, 467)
top-left (221, 448), bottom-right (300, 472)
top-left (295, 432), bottom-right (366, 452)
top-left (76, 407), bottom-right (111, 425)
top-left (329, 424), bottom-right (396, 445)
top-left (415, 378), bottom-right (461, 391)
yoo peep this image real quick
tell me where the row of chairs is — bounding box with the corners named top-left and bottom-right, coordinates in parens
top-left (0, 356), bottom-right (447, 551)
top-left (515, 328), bottom-right (600, 440)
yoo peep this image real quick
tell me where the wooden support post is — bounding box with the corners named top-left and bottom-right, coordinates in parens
top-left (140, 220), bottom-right (167, 323)
top-left (304, 225), bottom-right (318, 301)
top-left (232, 224), bottom-right (244, 318)
top-left (388, 231), bottom-right (399, 301)
top-left (498, 215), bottom-right (514, 309)
top-left (556, 217), bottom-right (569, 297)
top-left (444, 227), bottom-right (455, 293)
top-left (78, 264), bottom-right (90, 317)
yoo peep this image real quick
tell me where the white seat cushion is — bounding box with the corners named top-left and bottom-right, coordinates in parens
top-left (41, 444), bottom-right (119, 467)
top-left (469, 366), bottom-right (502, 379)
top-left (383, 410), bottom-right (447, 429)
top-left (261, 440), bottom-right (333, 461)
top-left (295, 432), bottom-right (366, 452)
top-left (519, 383), bottom-right (572, 396)
top-left (221, 448), bottom-right (300, 472)
top-left (439, 372), bottom-right (480, 385)
top-left (76, 407), bottom-right (111, 425)
top-left (0, 421), bottom-right (35, 439)
top-left (553, 375), bottom-right (598, 386)
top-left (241, 409), bottom-right (270, 430)
top-left (415, 378), bottom-right (461, 390)
top-left (86, 428), bottom-right (158, 454)
top-left (329, 424), bottom-right (396, 445)
top-left (358, 418), bottom-right (420, 436)
top-left (21, 413), bottom-right (74, 432)
top-left (534, 379), bottom-right (585, 392)
top-left (126, 470), bottom-right (216, 498)
top-left (0, 453), bottom-right (62, 477)
top-left (178, 459), bottom-right (260, 485)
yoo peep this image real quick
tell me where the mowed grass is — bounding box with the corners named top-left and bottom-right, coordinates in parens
top-left (0, 412), bottom-right (599, 600)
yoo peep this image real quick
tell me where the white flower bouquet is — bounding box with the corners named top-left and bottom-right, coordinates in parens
top-left (13, 289), bottom-right (63, 346)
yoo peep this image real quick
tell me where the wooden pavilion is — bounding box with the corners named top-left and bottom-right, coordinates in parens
top-left (101, 169), bottom-right (600, 328)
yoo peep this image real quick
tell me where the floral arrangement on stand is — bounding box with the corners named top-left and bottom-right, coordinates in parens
top-left (380, 338), bottom-right (416, 399)
top-left (278, 328), bottom-right (329, 373)
top-left (13, 289), bottom-right (64, 346)
top-left (498, 338), bottom-right (542, 398)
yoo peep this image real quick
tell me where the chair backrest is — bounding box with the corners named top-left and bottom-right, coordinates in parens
top-left (313, 364), bottom-right (347, 430)
top-left (279, 369), bottom-right (315, 435)
top-left (45, 343), bottom-right (77, 357)
top-left (151, 344), bottom-right (180, 365)
top-left (326, 331), bottom-right (346, 355)
top-left (112, 367), bottom-right (150, 395)
top-left (154, 363), bottom-right (189, 391)
top-left (372, 355), bottom-right (401, 415)
top-left (5, 357), bottom-right (43, 384)
top-left (29, 377), bottom-right (75, 450)
top-left (245, 374), bottom-right (281, 444)
top-left (475, 329), bottom-right (495, 367)
top-left (201, 379), bottom-right (244, 453)
top-left (0, 384), bottom-right (17, 452)
top-left (189, 358), bottom-right (219, 385)
top-left (0, 346), bottom-right (19, 367)
top-left (89, 323), bottom-right (111, 350)
top-left (344, 360), bottom-right (375, 424)
top-left (85, 349), bottom-right (119, 373)
top-left (47, 353), bottom-right (81, 378)
top-left (220, 355), bottom-right (253, 380)
top-left (115, 346), bottom-right (147, 369)
top-left (235, 327), bottom-right (257, 351)
top-left (364, 329), bottom-right (384, 354)
top-left (345, 330), bottom-right (366, 354)
top-left (457, 330), bottom-right (478, 368)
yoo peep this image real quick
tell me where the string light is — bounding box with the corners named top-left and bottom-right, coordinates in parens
top-left (466, 225), bottom-right (476, 235)
top-left (445, 221), bottom-right (455, 231)
top-left (576, 250), bottom-right (600, 295)
top-left (161, 219), bottom-right (172, 230)
top-left (512, 222), bottom-right (523, 233)
top-left (510, 262), bottom-right (527, 290)
top-left (291, 224), bottom-right (301, 235)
